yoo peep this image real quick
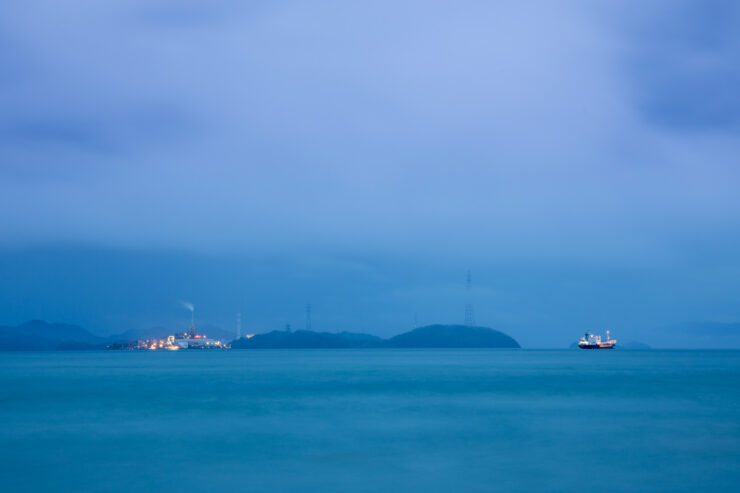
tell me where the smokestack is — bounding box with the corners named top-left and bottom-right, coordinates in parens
top-left (180, 301), bottom-right (196, 335)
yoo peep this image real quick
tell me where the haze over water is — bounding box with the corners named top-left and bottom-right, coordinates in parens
top-left (1, 350), bottom-right (738, 492)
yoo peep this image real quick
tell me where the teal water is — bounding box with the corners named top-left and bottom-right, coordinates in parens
top-left (0, 350), bottom-right (738, 492)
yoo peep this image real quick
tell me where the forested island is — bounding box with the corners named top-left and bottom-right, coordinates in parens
top-left (232, 324), bottom-right (521, 349)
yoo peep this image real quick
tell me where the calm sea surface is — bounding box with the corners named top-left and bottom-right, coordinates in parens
top-left (0, 350), bottom-right (738, 492)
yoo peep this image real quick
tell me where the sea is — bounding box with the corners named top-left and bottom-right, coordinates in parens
top-left (1, 350), bottom-right (738, 492)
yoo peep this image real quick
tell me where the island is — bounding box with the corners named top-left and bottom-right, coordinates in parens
top-left (232, 324), bottom-right (520, 349)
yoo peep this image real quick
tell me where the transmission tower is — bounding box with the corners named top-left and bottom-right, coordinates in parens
top-left (464, 270), bottom-right (476, 326)
top-left (306, 303), bottom-right (312, 331)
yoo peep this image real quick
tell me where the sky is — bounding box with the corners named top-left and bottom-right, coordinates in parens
top-left (1, 0), bottom-right (739, 347)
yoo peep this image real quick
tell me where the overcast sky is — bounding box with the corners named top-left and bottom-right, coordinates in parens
top-left (1, 1), bottom-right (739, 347)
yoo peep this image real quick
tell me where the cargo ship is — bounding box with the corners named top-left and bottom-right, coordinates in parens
top-left (578, 330), bottom-right (616, 349)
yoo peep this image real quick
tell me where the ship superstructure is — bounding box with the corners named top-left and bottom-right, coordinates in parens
top-left (578, 330), bottom-right (616, 349)
top-left (166, 324), bottom-right (229, 350)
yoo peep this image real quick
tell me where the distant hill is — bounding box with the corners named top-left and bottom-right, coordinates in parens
top-left (232, 330), bottom-right (383, 349)
top-left (108, 326), bottom-right (172, 342)
top-left (232, 324), bottom-right (520, 349)
top-left (386, 325), bottom-right (520, 348)
top-left (0, 320), bottom-right (104, 350)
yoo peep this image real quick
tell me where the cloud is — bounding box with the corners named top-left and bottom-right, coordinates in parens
top-left (618, 0), bottom-right (740, 131)
top-left (0, 0), bottom-right (737, 265)
top-left (0, 119), bottom-right (114, 152)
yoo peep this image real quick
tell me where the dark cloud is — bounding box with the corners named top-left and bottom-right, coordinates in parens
top-left (621, 0), bottom-right (740, 130)
top-left (1, 119), bottom-right (115, 152)
top-left (638, 70), bottom-right (740, 130)
top-left (128, 0), bottom-right (274, 29)
top-left (0, 104), bottom-right (203, 177)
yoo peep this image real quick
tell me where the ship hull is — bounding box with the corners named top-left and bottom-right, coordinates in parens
top-left (579, 344), bottom-right (615, 349)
